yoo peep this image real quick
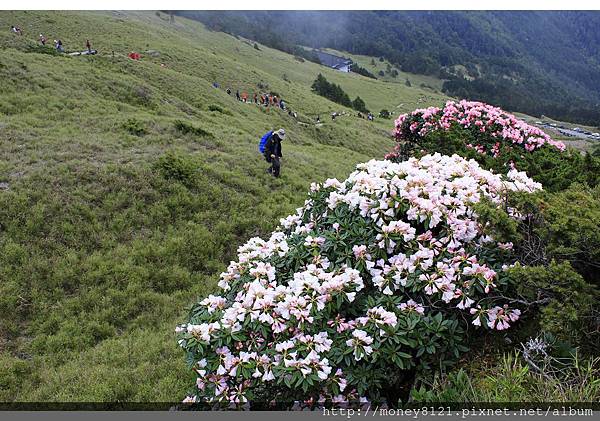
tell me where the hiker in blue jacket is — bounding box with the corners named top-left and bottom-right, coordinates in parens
top-left (264, 128), bottom-right (285, 177)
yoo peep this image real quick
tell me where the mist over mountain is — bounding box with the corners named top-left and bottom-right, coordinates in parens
top-left (177, 11), bottom-right (600, 125)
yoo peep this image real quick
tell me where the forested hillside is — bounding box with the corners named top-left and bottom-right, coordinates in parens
top-left (178, 11), bottom-right (600, 126)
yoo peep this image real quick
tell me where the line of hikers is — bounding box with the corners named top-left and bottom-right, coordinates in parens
top-left (357, 111), bottom-right (375, 121)
top-left (227, 88), bottom-right (287, 110)
top-left (221, 84), bottom-right (298, 118)
top-left (10, 25), bottom-right (93, 54)
top-left (49, 38), bottom-right (92, 54)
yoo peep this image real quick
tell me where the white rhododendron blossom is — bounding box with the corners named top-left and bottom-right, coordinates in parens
top-left (177, 153), bottom-right (541, 408)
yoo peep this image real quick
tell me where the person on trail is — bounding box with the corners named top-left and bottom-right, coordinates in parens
top-left (241, 92), bottom-right (248, 102)
top-left (264, 128), bottom-right (285, 178)
top-left (253, 93), bottom-right (258, 104)
top-left (279, 100), bottom-right (285, 110)
top-left (226, 88), bottom-right (231, 95)
top-left (39, 34), bottom-right (46, 46)
top-left (236, 90), bottom-right (241, 101)
top-left (55, 39), bottom-right (64, 53)
top-left (331, 112), bottom-right (337, 121)
top-left (86, 39), bottom-right (92, 53)
top-left (316, 115), bottom-right (321, 123)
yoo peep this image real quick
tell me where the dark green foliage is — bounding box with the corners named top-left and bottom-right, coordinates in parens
top-left (475, 186), bottom-right (600, 351)
top-left (541, 185), bottom-right (600, 284)
top-left (515, 184), bottom-right (600, 285)
top-left (352, 96), bottom-right (368, 113)
top-left (311, 73), bottom-right (352, 108)
top-left (207, 104), bottom-right (232, 115)
top-left (253, 42), bottom-right (260, 51)
top-left (472, 197), bottom-right (520, 244)
top-left (122, 117), bottom-right (147, 136)
top-left (311, 77), bottom-right (369, 112)
top-left (155, 152), bottom-right (197, 186)
top-left (173, 120), bottom-right (213, 138)
top-left (349, 62), bottom-right (376, 79)
top-left (506, 262), bottom-right (598, 351)
top-left (390, 69), bottom-right (399, 78)
top-left (405, 79), bottom-right (412, 87)
top-left (378, 70), bottom-right (385, 77)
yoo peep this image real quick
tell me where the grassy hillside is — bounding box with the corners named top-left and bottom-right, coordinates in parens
top-left (0, 11), bottom-right (456, 401)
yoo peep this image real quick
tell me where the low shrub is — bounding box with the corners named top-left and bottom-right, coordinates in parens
top-left (207, 104), bottom-right (232, 116)
top-left (177, 153), bottom-right (542, 407)
top-left (506, 261), bottom-right (598, 351)
top-left (477, 183), bottom-right (600, 286)
top-left (539, 184), bottom-right (600, 284)
top-left (174, 120), bottom-right (214, 138)
top-left (122, 118), bottom-right (147, 136)
top-left (155, 151), bottom-right (196, 186)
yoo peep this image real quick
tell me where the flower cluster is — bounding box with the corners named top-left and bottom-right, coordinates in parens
top-left (386, 100), bottom-right (565, 161)
top-left (177, 153), bottom-right (541, 407)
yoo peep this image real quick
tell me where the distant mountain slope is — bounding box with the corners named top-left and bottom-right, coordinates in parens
top-left (178, 11), bottom-right (600, 126)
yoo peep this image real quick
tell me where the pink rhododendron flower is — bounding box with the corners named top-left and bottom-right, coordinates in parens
top-left (387, 100), bottom-right (565, 162)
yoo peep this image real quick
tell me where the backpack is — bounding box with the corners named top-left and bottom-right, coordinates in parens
top-left (259, 131), bottom-right (273, 154)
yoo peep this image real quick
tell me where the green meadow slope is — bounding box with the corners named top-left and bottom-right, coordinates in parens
top-left (0, 11), bottom-right (455, 401)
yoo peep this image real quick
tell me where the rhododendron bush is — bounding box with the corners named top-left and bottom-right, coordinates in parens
top-left (387, 100), bottom-right (565, 159)
top-left (177, 154), bottom-right (543, 407)
top-left (384, 101), bottom-right (594, 192)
